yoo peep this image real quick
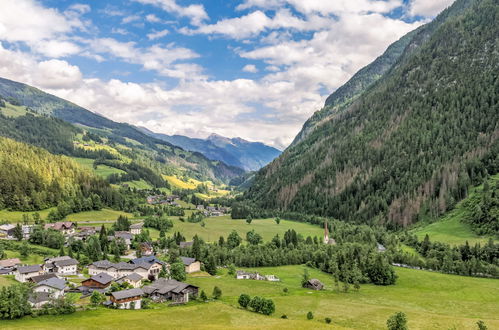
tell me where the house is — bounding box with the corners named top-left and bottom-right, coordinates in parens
top-left (108, 231), bottom-right (133, 250)
top-left (130, 223), bottom-right (143, 235)
top-left (143, 278), bottom-right (198, 304)
top-left (82, 272), bottom-right (114, 289)
top-left (44, 256), bottom-right (79, 275)
top-left (235, 270), bottom-right (265, 281)
top-left (323, 220), bottom-right (336, 245)
top-left (29, 273), bottom-right (58, 284)
top-left (44, 222), bottom-right (76, 235)
top-left (0, 224), bottom-right (16, 239)
top-left (75, 227), bottom-right (97, 241)
top-left (179, 241), bottom-right (193, 249)
top-left (15, 265), bottom-right (44, 282)
top-left (116, 273), bottom-right (143, 288)
top-left (22, 225), bottom-right (33, 240)
top-left (303, 279), bottom-right (324, 290)
top-left (29, 292), bottom-right (52, 309)
top-left (0, 258), bottom-right (21, 268)
top-left (180, 257), bottom-right (201, 274)
top-left (88, 259), bottom-right (163, 280)
top-left (110, 288), bottom-right (144, 309)
top-left (196, 205), bottom-right (205, 210)
top-left (33, 277), bottom-right (67, 299)
top-left (139, 242), bottom-right (154, 256)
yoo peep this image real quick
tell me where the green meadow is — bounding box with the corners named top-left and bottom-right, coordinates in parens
top-left (3, 266), bottom-right (498, 329)
top-left (170, 216), bottom-right (325, 242)
top-left (0, 208), bottom-right (133, 224)
top-left (72, 157), bottom-right (125, 178)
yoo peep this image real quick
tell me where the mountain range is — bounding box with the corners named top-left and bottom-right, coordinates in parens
top-left (247, 0), bottom-right (499, 227)
top-left (140, 128), bottom-right (281, 171)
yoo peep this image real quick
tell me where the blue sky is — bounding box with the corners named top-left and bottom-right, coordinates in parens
top-left (0, 0), bottom-right (454, 148)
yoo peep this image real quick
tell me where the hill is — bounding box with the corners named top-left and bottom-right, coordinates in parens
top-left (247, 0), bottom-right (499, 227)
top-left (140, 128), bottom-right (281, 171)
top-left (0, 79), bottom-right (244, 185)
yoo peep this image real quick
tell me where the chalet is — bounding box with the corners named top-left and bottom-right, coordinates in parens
top-left (22, 225), bottom-right (33, 240)
top-left (88, 259), bottom-right (162, 280)
top-left (196, 205), bottom-right (205, 210)
top-left (75, 227), bottom-right (97, 241)
top-left (139, 242), bottom-right (154, 256)
top-left (130, 223), bottom-right (143, 235)
top-left (44, 256), bottom-right (79, 275)
top-left (0, 258), bottom-right (21, 268)
top-left (29, 273), bottom-right (58, 284)
top-left (108, 231), bottom-right (133, 250)
top-left (0, 224), bottom-right (16, 239)
top-left (116, 273), bottom-right (143, 288)
top-left (29, 292), bottom-right (52, 309)
top-left (303, 279), bottom-right (324, 290)
top-left (142, 278), bottom-right (198, 304)
top-left (33, 277), bottom-right (66, 299)
top-left (110, 288), bottom-right (144, 309)
top-left (82, 272), bottom-right (114, 289)
top-left (44, 222), bottom-right (76, 235)
top-left (180, 257), bottom-right (201, 274)
top-left (15, 264), bottom-right (44, 282)
top-left (323, 221), bottom-right (336, 245)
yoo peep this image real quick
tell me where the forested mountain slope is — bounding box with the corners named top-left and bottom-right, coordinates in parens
top-left (143, 129), bottom-right (281, 171)
top-left (0, 78), bottom-right (244, 184)
top-left (247, 0), bottom-right (499, 227)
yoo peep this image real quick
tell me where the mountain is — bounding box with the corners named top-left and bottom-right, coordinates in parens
top-left (0, 77), bottom-right (244, 184)
top-left (247, 0), bottom-right (499, 227)
top-left (140, 129), bottom-right (281, 171)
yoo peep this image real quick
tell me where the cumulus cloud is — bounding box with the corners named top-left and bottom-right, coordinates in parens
top-left (408, 0), bottom-right (455, 17)
top-left (134, 0), bottom-right (208, 26)
top-left (242, 64), bottom-right (258, 73)
top-left (147, 29), bottom-right (169, 40)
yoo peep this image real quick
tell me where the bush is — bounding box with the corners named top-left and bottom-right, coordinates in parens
top-left (307, 311), bottom-right (314, 320)
top-left (238, 294), bottom-right (251, 308)
top-left (281, 314), bottom-right (288, 319)
top-left (212, 286), bottom-right (222, 300)
top-left (325, 317), bottom-right (332, 324)
top-left (387, 312), bottom-right (407, 330)
top-left (199, 290), bottom-right (208, 302)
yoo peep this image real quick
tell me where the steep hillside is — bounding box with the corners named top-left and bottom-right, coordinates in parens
top-left (247, 0), bottom-right (499, 227)
top-left (141, 129), bottom-right (281, 171)
top-left (0, 80), bottom-right (244, 184)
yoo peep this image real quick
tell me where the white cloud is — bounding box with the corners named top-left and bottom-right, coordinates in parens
top-left (146, 14), bottom-right (161, 23)
top-left (122, 15), bottom-right (141, 24)
top-left (408, 0), bottom-right (455, 17)
top-left (33, 40), bottom-right (81, 58)
top-left (242, 64), bottom-right (258, 73)
top-left (35, 59), bottom-right (83, 89)
top-left (67, 4), bottom-right (91, 15)
top-left (134, 0), bottom-right (208, 26)
top-left (147, 29), bottom-right (169, 40)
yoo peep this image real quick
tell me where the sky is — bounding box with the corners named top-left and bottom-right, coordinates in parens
top-left (0, 0), bottom-right (455, 149)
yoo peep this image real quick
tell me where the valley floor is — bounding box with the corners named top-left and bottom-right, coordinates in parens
top-left (3, 266), bottom-right (498, 329)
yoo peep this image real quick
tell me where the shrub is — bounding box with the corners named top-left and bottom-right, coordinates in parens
top-left (307, 311), bottom-right (314, 320)
top-left (387, 312), bottom-right (407, 330)
top-left (212, 286), bottom-right (222, 300)
top-left (325, 317), bottom-right (332, 324)
top-left (238, 294), bottom-right (251, 308)
top-left (281, 314), bottom-right (288, 319)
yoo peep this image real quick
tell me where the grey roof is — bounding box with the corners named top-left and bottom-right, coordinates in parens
top-left (29, 292), bottom-right (51, 304)
top-left (45, 256), bottom-right (71, 263)
top-left (124, 273), bottom-right (143, 282)
top-left (17, 264), bottom-right (42, 274)
top-left (180, 257), bottom-right (196, 266)
top-left (36, 277), bottom-right (66, 291)
top-left (130, 223), bottom-right (143, 229)
top-left (91, 260), bottom-right (151, 271)
top-left (130, 256), bottom-right (164, 265)
top-left (111, 288), bottom-right (143, 300)
top-left (30, 273), bottom-right (58, 283)
top-left (91, 260), bottom-right (114, 269)
top-left (143, 278), bottom-right (197, 296)
top-left (114, 231), bottom-right (133, 240)
top-left (86, 272), bottom-right (114, 285)
top-left (179, 241), bottom-right (193, 248)
top-left (54, 258), bottom-right (79, 267)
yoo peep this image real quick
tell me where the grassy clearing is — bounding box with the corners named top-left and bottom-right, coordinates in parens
top-left (0, 208), bottom-right (56, 223)
top-left (411, 174), bottom-right (499, 245)
top-left (163, 175), bottom-right (200, 190)
top-left (5, 250), bottom-right (45, 265)
top-left (170, 216), bottom-right (324, 242)
top-left (0, 102), bottom-right (28, 117)
top-left (0, 275), bottom-right (16, 288)
top-left (68, 209), bottom-right (134, 223)
top-left (72, 158), bottom-right (125, 178)
top-left (3, 266), bottom-right (499, 329)
top-left (122, 180), bottom-right (153, 190)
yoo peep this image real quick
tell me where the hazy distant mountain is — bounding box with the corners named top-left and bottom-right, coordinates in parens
top-left (140, 128), bottom-right (281, 171)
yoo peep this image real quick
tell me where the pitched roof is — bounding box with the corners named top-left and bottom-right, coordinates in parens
top-left (143, 278), bottom-right (197, 296)
top-left (91, 260), bottom-right (152, 271)
top-left (0, 258), bottom-right (21, 268)
top-left (17, 264), bottom-right (42, 274)
top-left (130, 223), bottom-right (143, 229)
top-left (130, 256), bottom-right (163, 265)
top-left (45, 256), bottom-right (71, 263)
top-left (44, 222), bottom-right (75, 231)
top-left (180, 257), bottom-right (196, 266)
top-left (86, 272), bottom-right (114, 285)
top-left (111, 288), bottom-right (143, 300)
top-left (179, 241), bottom-right (193, 248)
top-left (54, 258), bottom-right (79, 267)
top-left (0, 224), bottom-right (16, 231)
top-left (29, 292), bottom-right (51, 304)
top-left (29, 273), bottom-right (58, 283)
top-left (123, 273), bottom-right (143, 282)
top-left (36, 277), bottom-right (66, 291)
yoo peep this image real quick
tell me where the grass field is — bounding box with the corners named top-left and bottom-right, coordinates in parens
top-left (0, 208), bottom-right (56, 223)
top-left (3, 266), bottom-right (498, 329)
top-left (0, 102), bottom-right (28, 117)
top-left (72, 158), bottom-right (125, 178)
top-left (411, 174), bottom-right (499, 245)
top-left (170, 216), bottom-right (324, 242)
top-left (5, 250), bottom-right (45, 265)
top-left (0, 208), bottom-right (133, 224)
top-left (0, 275), bottom-right (16, 288)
